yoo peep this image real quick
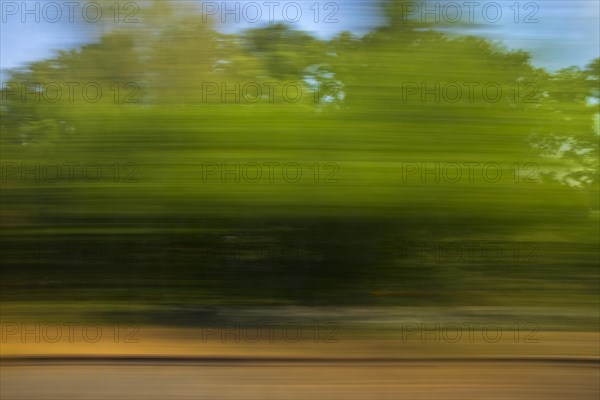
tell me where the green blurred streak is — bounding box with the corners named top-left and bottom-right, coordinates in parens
top-left (0, 1), bottom-right (598, 320)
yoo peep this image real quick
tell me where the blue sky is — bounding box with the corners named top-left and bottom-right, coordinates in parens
top-left (1, 0), bottom-right (599, 78)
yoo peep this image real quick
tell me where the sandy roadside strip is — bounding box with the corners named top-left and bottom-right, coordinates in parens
top-left (2, 326), bottom-right (598, 359)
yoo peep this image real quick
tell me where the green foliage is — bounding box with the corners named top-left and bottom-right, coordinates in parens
top-left (1, 1), bottom-right (598, 308)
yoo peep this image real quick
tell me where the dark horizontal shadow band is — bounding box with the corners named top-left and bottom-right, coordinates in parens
top-left (2, 356), bottom-right (599, 366)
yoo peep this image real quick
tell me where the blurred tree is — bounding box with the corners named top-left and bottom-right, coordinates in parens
top-left (1, 0), bottom-right (597, 307)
